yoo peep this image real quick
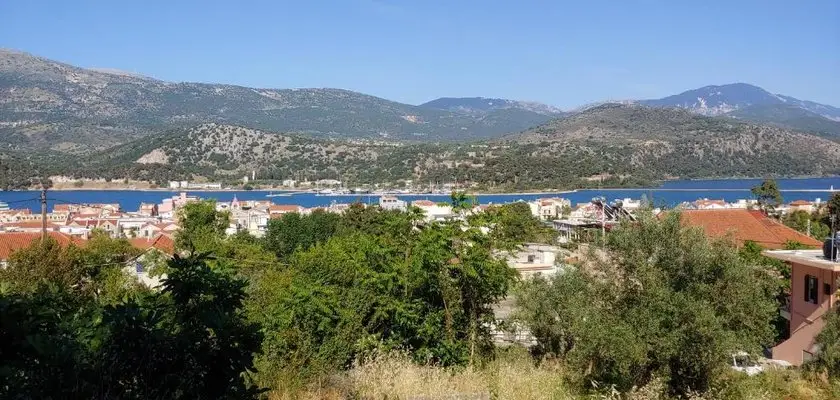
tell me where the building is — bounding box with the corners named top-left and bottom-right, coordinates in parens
top-left (137, 203), bottom-right (158, 217)
top-left (789, 200), bottom-right (815, 214)
top-left (129, 234), bottom-right (176, 288)
top-left (411, 200), bottom-right (455, 222)
top-left (281, 179), bottom-right (297, 187)
top-left (529, 198), bottom-right (571, 221)
top-left (0, 231), bottom-right (83, 267)
top-left (678, 209), bottom-right (821, 249)
top-left (504, 244), bottom-right (563, 279)
top-left (693, 199), bottom-right (728, 210)
top-left (268, 204), bottom-right (304, 217)
top-left (379, 196), bottom-right (407, 212)
top-left (764, 249), bottom-right (840, 366)
top-left (158, 192), bottom-right (199, 218)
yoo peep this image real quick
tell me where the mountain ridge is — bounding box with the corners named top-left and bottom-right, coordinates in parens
top-left (0, 49), bottom-right (555, 150)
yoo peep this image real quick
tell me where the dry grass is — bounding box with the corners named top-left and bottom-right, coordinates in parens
top-left (266, 352), bottom-right (839, 400)
top-left (268, 351), bottom-right (572, 400)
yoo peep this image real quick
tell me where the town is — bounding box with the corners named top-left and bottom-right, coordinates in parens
top-left (1, 188), bottom-right (836, 376)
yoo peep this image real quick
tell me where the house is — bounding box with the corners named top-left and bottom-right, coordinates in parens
top-left (138, 222), bottom-right (179, 239)
top-left (693, 199), bottom-right (728, 210)
top-left (129, 234), bottom-right (176, 288)
top-left (411, 200), bottom-right (454, 222)
top-left (763, 249), bottom-right (840, 366)
top-left (789, 200), bottom-right (815, 214)
top-left (504, 244), bottom-right (563, 279)
top-left (379, 196), bottom-right (406, 212)
top-left (529, 198), bottom-right (571, 221)
top-left (137, 203), bottom-right (158, 217)
top-left (0, 209), bottom-right (33, 223)
top-left (158, 192), bottom-right (199, 218)
top-left (0, 221), bottom-right (63, 233)
top-left (678, 209), bottom-right (821, 249)
top-left (230, 209), bottom-right (270, 236)
top-left (268, 204), bottom-right (304, 217)
top-left (0, 231), bottom-right (83, 267)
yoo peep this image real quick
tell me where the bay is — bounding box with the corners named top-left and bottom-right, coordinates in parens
top-left (2, 177), bottom-right (840, 213)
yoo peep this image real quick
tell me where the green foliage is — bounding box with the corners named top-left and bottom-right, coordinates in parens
top-left (783, 209), bottom-right (830, 240)
top-left (249, 207), bottom-right (517, 387)
top-left (261, 210), bottom-right (341, 260)
top-left (751, 179), bottom-right (783, 210)
top-left (175, 200), bottom-right (230, 252)
top-left (0, 253), bottom-right (263, 399)
top-left (810, 305), bottom-right (840, 378)
top-left (470, 202), bottom-right (556, 249)
top-left (0, 233), bottom-right (144, 303)
top-left (515, 212), bottom-right (778, 396)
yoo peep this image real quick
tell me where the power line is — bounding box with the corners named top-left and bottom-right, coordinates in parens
top-left (1, 197), bottom-right (41, 205)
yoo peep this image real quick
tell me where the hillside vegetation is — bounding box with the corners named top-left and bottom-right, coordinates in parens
top-left (41, 105), bottom-right (840, 191)
top-left (0, 49), bottom-right (551, 150)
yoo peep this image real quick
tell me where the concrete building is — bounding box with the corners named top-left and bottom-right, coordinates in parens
top-left (379, 196), bottom-right (407, 211)
top-left (764, 249), bottom-right (840, 366)
top-left (504, 244), bottom-right (563, 279)
top-left (411, 200), bottom-right (455, 222)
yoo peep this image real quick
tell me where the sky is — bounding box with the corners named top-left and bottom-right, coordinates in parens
top-left (1, 0), bottom-right (838, 109)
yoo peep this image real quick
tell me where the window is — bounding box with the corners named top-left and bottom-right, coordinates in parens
top-left (826, 283), bottom-right (833, 296)
top-left (527, 254), bottom-right (536, 263)
top-left (805, 275), bottom-right (818, 304)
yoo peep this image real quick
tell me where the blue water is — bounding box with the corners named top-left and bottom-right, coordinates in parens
top-left (2, 177), bottom-right (840, 213)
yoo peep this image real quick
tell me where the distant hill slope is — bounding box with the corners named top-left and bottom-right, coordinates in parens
top-left (506, 104), bottom-right (840, 179)
top-left (640, 83), bottom-right (840, 134)
top-left (420, 97), bottom-right (564, 115)
top-left (726, 104), bottom-right (840, 138)
top-left (51, 111), bottom-right (840, 191)
top-left (0, 49), bottom-right (550, 151)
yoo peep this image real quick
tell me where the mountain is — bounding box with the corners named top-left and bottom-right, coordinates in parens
top-left (0, 49), bottom-right (550, 152)
top-left (726, 104), bottom-right (840, 138)
top-left (44, 106), bottom-right (840, 192)
top-left (506, 104), bottom-right (840, 179)
top-left (641, 83), bottom-right (840, 121)
top-left (420, 97), bottom-right (564, 115)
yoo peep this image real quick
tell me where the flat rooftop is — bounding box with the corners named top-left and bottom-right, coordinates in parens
top-left (763, 250), bottom-right (840, 272)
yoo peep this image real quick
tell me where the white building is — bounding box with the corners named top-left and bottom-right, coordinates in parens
top-left (529, 198), bottom-right (571, 221)
top-left (379, 196), bottom-right (407, 211)
top-left (282, 179), bottom-right (297, 187)
top-left (411, 200), bottom-right (455, 222)
top-left (505, 244), bottom-right (563, 279)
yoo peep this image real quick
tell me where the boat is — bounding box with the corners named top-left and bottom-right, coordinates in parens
top-left (266, 192), bottom-right (292, 197)
top-left (0, 201), bottom-right (9, 211)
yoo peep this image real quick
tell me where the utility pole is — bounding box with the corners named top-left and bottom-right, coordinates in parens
top-left (40, 186), bottom-right (47, 241)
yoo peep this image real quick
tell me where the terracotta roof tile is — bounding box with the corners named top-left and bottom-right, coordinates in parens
top-left (680, 209), bottom-right (822, 249)
top-left (0, 232), bottom-right (84, 260)
top-left (129, 234), bottom-right (175, 255)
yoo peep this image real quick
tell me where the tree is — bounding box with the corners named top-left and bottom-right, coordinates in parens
top-left (515, 212), bottom-right (778, 396)
top-left (175, 200), bottom-right (229, 252)
top-left (0, 253), bottom-right (264, 399)
top-left (262, 210), bottom-right (340, 260)
top-left (751, 179), bottom-right (783, 211)
top-left (809, 304), bottom-right (840, 378)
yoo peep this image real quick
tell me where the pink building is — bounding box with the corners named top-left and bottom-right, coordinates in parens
top-left (765, 249), bottom-right (840, 366)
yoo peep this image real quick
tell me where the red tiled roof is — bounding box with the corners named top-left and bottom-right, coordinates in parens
top-left (269, 205), bottom-right (302, 212)
top-left (679, 209), bottom-right (822, 249)
top-left (129, 234), bottom-right (175, 255)
top-left (0, 232), bottom-right (84, 260)
top-left (2, 221), bottom-right (63, 229)
top-left (412, 200), bottom-right (436, 207)
top-left (790, 200), bottom-right (812, 206)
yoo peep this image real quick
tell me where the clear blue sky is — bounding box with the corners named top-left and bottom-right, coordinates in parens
top-left (1, 0), bottom-right (838, 109)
